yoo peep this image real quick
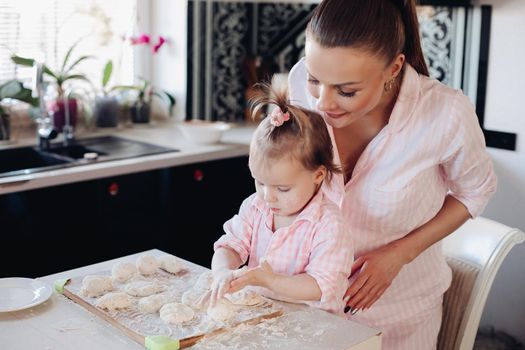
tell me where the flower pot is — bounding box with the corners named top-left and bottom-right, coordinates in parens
top-left (130, 103), bottom-right (150, 124)
top-left (94, 96), bottom-right (119, 128)
top-left (48, 98), bottom-right (78, 132)
top-left (0, 113), bottom-right (10, 141)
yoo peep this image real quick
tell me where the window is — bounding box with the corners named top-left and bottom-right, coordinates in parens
top-left (0, 0), bottom-right (137, 90)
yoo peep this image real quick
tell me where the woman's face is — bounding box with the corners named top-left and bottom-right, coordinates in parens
top-left (304, 39), bottom-right (398, 129)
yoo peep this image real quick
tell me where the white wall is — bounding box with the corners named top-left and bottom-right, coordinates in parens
top-left (148, 0), bottom-right (187, 121)
top-left (475, 0), bottom-right (525, 344)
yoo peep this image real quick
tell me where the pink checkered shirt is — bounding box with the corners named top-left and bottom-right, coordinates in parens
top-left (214, 189), bottom-right (353, 315)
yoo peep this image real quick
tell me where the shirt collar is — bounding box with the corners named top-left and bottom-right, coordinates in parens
top-left (387, 64), bottom-right (421, 134)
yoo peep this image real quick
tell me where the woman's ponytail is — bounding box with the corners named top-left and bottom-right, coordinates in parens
top-left (308, 0), bottom-right (429, 76)
top-left (396, 0), bottom-right (429, 76)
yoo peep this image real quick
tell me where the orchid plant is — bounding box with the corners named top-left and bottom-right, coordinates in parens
top-left (128, 33), bottom-right (167, 54)
top-left (115, 33), bottom-right (175, 118)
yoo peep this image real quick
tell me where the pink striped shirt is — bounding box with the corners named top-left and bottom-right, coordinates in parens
top-left (289, 59), bottom-right (497, 349)
top-left (214, 189), bottom-right (353, 315)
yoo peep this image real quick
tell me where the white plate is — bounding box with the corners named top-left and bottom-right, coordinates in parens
top-left (0, 278), bottom-right (53, 312)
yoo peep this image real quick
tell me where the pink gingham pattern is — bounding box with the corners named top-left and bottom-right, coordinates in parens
top-left (289, 59), bottom-right (497, 350)
top-left (214, 189), bottom-right (353, 315)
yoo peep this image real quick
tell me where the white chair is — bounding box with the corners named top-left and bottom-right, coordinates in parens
top-left (438, 217), bottom-right (525, 350)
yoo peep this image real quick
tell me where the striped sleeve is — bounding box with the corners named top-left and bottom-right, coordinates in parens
top-left (440, 92), bottom-right (497, 217)
top-left (213, 194), bottom-right (256, 264)
top-left (303, 209), bottom-right (353, 315)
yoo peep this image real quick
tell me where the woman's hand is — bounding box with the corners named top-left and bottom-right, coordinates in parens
top-left (229, 260), bottom-right (275, 293)
top-left (344, 242), bottom-right (409, 313)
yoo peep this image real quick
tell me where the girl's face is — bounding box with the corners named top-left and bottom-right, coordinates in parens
top-left (304, 39), bottom-right (403, 129)
top-left (249, 155), bottom-right (325, 218)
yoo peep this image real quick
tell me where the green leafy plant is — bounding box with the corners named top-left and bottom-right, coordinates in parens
top-left (10, 40), bottom-right (93, 97)
top-left (0, 80), bottom-right (38, 116)
top-left (116, 78), bottom-right (176, 116)
top-left (100, 59), bottom-right (114, 96)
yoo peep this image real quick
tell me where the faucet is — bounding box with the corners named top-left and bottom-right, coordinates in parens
top-left (32, 61), bottom-right (57, 150)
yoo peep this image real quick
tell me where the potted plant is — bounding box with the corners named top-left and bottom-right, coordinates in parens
top-left (93, 60), bottom-right (120, 128)
top-left (10, 40), bottom-right (93, 132)
top-left (116, 78), bottom-right (175, 124)
top-left (0, 80), bottom-right (38, 141)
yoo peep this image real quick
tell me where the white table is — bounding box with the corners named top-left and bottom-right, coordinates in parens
top-left (0, 249), bottom-right (381, 350)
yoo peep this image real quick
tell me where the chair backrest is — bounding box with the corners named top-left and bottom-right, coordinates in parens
top-left (438, 217), bottom-right (525, 350)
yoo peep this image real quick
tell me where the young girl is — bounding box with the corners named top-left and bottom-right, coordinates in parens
top-left (209, 83), bottom-right (353, 315)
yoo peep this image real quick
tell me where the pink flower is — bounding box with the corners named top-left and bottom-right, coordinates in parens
top-left (130, 34), bottom-right (150, 45)
top-left (152, 36), bottom-right (166, 54)
top-left (126, 34), bottom-right (167, 55)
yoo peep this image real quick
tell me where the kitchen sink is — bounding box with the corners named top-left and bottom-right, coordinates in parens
top-left (0, 147), bottom-right (72, 175)
top-left (0, 135), bottom-right (179, 178)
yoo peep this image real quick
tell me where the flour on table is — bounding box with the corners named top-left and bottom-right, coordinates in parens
top-left (80, 275), bottom-right (113, 297)
top-left (181, 287), bottom-right (209, 309)
top-left (159, 303), bottom-right (195, 324)
top-left (195, 271), bottom-right (213, 290)
top-left (136, 255), bottom-right (159, 275)
top-left (111, 262), bottom-right (137, 283)
top-left (66, 263), bottom-right (283, 341)
top-left (158, 255), bottom-right (185, 274)
top-left (207, 298), bottom-right (235, 322)
top-left (138, 294), bottom-right (167, 314)
top-left (125, 281), bottom-right (163, 297)
top-left (95, 292), bottom-right (132, 311)
top-left (226, 289), bottom-right (264, 306)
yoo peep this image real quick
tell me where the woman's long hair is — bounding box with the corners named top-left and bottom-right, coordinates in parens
top-left (307, 0), bottom-right (428, 76)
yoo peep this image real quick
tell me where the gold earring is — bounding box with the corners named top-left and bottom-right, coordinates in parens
top-left (384, 77), bottom-right (395, 92)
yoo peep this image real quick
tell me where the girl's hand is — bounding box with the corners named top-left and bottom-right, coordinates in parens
top-left (344, 242), bottom-right (409, 313)
top-left (229, 260), bottom-right (275, 293)
top-left (210, 266), bottom-right (247, 307)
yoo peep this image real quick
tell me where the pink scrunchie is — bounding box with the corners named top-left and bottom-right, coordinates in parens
top-left (269, 107), bottom-right (290, 127)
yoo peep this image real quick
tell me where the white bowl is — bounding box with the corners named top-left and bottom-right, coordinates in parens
top-left (177, 121), bottom-right (232, 144)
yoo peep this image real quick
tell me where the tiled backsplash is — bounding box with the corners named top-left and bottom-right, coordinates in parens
top-left (186, 2), bottom-right (478, 123)
top-left (187, 2), bottom-right (316, 122)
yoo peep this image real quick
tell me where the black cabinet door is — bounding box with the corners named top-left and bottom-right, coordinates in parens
top-left (86, 169), bottom-right (171, 265)
top-left (0, 169), bottom-right (169, 277)
top-left (0, 180), bottom-right (98, 277)
top-left (166, 156), bottom-right (253, 267)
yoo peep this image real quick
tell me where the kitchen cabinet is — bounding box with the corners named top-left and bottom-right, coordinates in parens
top-left (0, 170), bottom-right (166, 278)
top-left (164, 156), bottom-right (253, 267)
top-left (0, 156), bottom-right (253, 277)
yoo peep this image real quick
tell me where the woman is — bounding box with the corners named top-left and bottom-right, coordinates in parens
top-left (288, 0), bottom-right (497, 349)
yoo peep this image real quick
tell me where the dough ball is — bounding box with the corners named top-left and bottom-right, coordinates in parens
top-left (159, 303), bottom-right (194, 324)
top-left (195, 271), bottom-right (213, 290)
top-left (138, 294), bottom-right (167, 314)
top-left (136, 255), bottom-right (159, 275)
top-left (80, 275), bottom-right (113, 297)
top-left (125, 281), bottom-right (163, 297)
top-left (95, 292), bottom-right (131, 311)
top-left (207, 298), bottom-right (235, 322)
top-left (158, 255), bottom-right (185, 274)
top-left (181, 288), bottom-right (209, 309)
top-left (226, 289), bottom-right (263, 306)
top-left (111, 262), bottom-right (137, 283)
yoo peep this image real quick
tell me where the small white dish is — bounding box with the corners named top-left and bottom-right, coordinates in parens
top-left (0, 277), bottom-right (53, 312)
top-left (177, 120), bottom-right (232, 144)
